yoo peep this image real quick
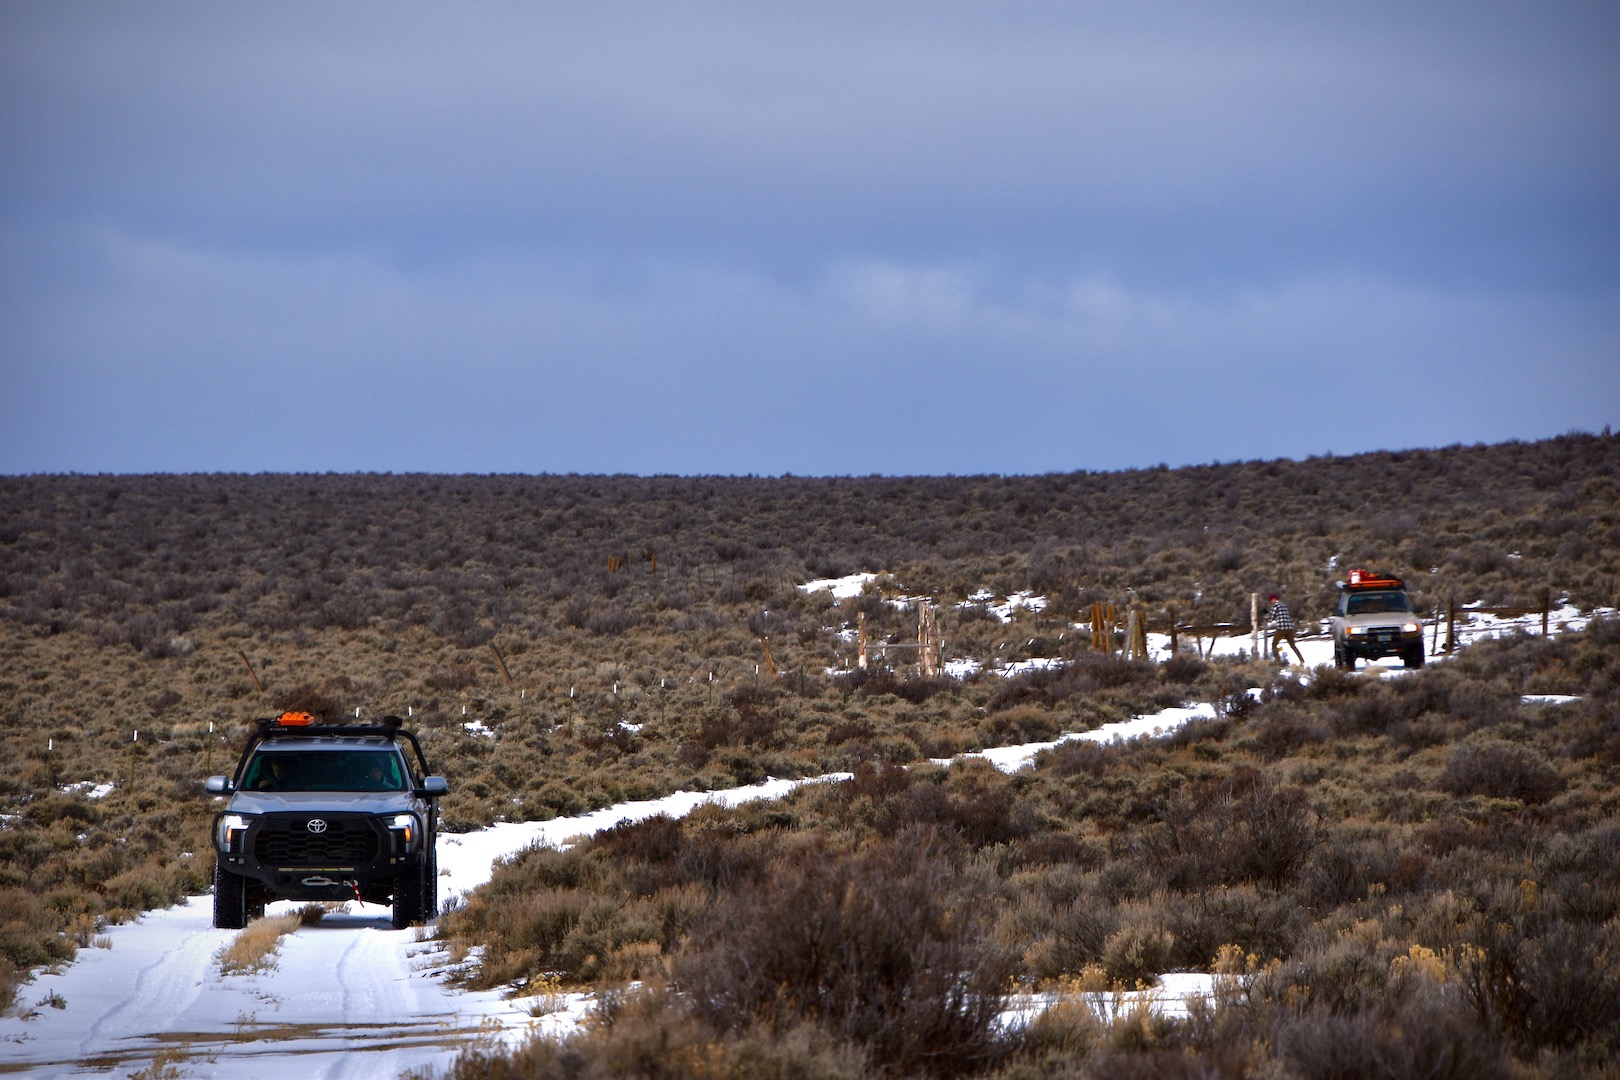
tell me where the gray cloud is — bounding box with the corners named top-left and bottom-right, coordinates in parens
top-left (2, 2), bottom-right (1615, 474)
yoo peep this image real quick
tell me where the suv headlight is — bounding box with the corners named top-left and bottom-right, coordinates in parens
top-left (1348, 626), bottom-right (1368, 636)
top-left (216, 813), bottom-right (254, 852)
top-left (1402, 622), bottom-right (1420, 634)
top-left (388, 813), bottom-right (419, 853)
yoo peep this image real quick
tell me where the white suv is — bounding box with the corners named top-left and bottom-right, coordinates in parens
top-left (1330, 570), bottom-right (1425, 669)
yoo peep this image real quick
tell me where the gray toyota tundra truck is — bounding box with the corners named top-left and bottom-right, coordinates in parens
top-left (206, 712), bottom-right (448, 930)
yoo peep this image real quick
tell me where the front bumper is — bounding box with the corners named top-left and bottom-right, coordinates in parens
top-left (213, 810), bottom-right (425, 901)
top-left (1341, 627), bottom-right (1423, 659)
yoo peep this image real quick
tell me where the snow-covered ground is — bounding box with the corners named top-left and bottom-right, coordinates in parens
top-left (2, 588), bottom-right (1606, 1078)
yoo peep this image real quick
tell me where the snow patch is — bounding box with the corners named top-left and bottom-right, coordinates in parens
top-left (61, 781), bottom-right (117, 799)
top-left (799, 573), bottom-right (877, 599)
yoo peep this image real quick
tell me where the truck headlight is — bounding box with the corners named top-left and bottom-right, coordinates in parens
top-left (388, 814), bottom-right (419, 852)
top-left (1348, 626), bottom-right (1368, 636)
top-left (217, 814), bottom-right (253, 852)
top-left (1402, 622), bottom-right (1420, 634)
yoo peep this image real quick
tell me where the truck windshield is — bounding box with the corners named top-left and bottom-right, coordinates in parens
top-left (1347, 593), bottom-right (1413, 615)
top-left (242, 750), bottom-right (405, 792)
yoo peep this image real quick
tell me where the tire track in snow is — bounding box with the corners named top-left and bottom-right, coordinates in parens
top-left (334, 926), bottom-right (418, 1024)
top-left (80, 915), bottom-right (220, 1052)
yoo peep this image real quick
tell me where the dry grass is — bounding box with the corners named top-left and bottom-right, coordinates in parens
top-left (215, 913), bottom-right (301, 976)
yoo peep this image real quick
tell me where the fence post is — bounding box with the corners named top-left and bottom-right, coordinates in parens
top-left (1124, 607), bottom-right (1149, 660)
top-left (490, 644), bottom-right (515, 688)
top-left (127, 729), bottom-right (139, 794)
top-left (239, 651), bottom-right (265, 694)
top-left (918, 603), bottom-right (941, 676)
top-left (1250, 593), bottom-right (1260, 658)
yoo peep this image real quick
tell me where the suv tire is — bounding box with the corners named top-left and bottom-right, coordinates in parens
top-left (215, 862), bottom-right (249, 930)
top-left (424, 847), bottom-right (439, 921)
top-left (392, 860), bottom-right (427, 929)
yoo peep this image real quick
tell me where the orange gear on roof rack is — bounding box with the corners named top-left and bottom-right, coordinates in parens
top-left (1345, 569), bottom-right (1404, 590)
top-left (276, 710), bottom-right (316, 726)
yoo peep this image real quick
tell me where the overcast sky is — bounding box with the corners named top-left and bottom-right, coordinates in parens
top-left (2, 2), bottom-right (1616, 476)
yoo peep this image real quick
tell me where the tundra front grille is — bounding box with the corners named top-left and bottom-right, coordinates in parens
top-left (255, 819), bottom-right (379, 866)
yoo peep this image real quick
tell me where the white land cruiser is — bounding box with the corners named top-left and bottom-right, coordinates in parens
top-left (1330, 569), bottom-right (1425, 670)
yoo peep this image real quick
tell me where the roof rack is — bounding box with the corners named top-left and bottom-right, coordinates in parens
top-left (1341, 569), bottom-right (1406, 591)
top-left (234, 713), bottom-right (431, 780)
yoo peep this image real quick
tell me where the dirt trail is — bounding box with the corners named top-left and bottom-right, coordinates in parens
top-left (0, 900), bottom-right (534, 1079)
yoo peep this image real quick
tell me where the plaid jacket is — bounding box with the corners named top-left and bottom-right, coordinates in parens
top-left (1267, 600), bottom-right (1295, 633)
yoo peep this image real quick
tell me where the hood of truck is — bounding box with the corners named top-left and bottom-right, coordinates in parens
top-left (1339, 611), bottom-right (1420, 631)
top-left (224, 790), bottom-right (423, 816)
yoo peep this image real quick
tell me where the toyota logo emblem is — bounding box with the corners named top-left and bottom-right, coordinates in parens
top-left (306, 819), bottom-right (328, 833)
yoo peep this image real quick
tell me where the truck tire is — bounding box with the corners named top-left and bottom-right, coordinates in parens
top-left (423, 845), bottom-right (439, 921)
top-left (392, 860), bottom-right (426, 929)
top-left (214, 862), bottom-right (249, 930)
top-left (1403, 646), bottom-right (1425, 669)
top-left (1334, 641), bottom-right (1353, 670)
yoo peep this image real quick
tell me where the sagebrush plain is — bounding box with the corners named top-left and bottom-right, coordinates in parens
top-left (2, 433), bottom-right (1618, 1077)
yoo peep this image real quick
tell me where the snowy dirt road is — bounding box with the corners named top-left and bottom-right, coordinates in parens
top-left (0, 777), bottom-right (844, 1080)
top-left (0, 898), bottom-right (546, 1079)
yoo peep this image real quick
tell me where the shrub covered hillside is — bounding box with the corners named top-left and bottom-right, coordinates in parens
top-left (0, 436), bottom-right (1616, 1057)
top-left (433, 621), bottom-right (1620, 1079)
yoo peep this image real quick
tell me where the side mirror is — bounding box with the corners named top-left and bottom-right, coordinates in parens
top-left (419, 776), bottom-right (449, 797)
top-left (205, 775), bottom-right (232, 794)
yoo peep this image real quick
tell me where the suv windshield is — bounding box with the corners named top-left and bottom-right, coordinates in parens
top-left (1346, 592), bottom-right (1413, 616)
top-left (243, 750), bottom-right (405, 792)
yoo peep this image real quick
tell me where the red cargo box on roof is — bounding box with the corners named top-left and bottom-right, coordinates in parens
top-left (1344, 569), bottom-right (1404, 590)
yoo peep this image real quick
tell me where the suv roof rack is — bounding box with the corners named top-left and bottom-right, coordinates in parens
top-left (236, 713), bottom-right (431, 778)
top-left (1341, 569), bottom-right (1405, 591)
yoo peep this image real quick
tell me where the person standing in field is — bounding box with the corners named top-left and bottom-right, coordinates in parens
top-left (1267, 593), bottom-right (1306, 664)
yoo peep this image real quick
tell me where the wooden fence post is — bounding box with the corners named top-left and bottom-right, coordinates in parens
top-left (1250, 593), bottom-right (1260, 658)
top-left (239, 651), bottom-right (265, 694)
top-left (918, 603), bottom-right (941, 677)
top-left (490, 644), bottom-right (515, 688)
top-left (1125, 607), bottom-right (1148, 660)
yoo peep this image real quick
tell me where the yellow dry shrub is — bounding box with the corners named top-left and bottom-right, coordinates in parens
top-left (216, 913), bottom-right (300, 975)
